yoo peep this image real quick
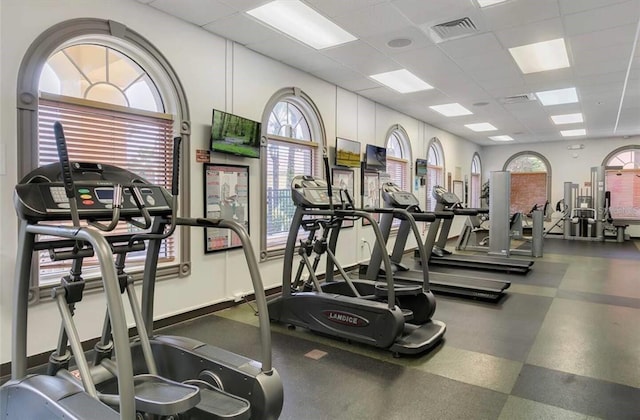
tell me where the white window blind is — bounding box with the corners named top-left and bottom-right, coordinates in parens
top-left (265, 137), bottom-right (318, 250)
top-left (387, 157), bottom-right (408, 228)
top-left (471, 173), bottom-right (481, 208)
top-left (606, 170), bottom-right (640, 219)
top-left (37, 96), bottom-right (176, 285)
top-left (426, 166), bottom-right (443, 211)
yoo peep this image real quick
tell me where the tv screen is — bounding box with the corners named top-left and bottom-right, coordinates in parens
top-left (210, 109), bottom-right (261, 159)
top-left (335, 138), bottom-right (361, 168)
top-left (365, 144), bottom-right (386, 171)
top-left (415, 159), bottom-right (428, 176)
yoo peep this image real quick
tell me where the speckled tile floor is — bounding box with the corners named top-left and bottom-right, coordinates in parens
top-left (160, 238), bottom-right (640, 419)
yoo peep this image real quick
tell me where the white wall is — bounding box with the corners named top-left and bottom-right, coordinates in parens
top-left (480, 137), bottom-right (640, 236)
top-left (0, 0), bottom-right (480, 364)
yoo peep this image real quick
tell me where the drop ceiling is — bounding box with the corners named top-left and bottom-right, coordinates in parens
top-left (135, 0), bottom-right (640, 146)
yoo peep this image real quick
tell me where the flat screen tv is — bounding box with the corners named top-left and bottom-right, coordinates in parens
top-left (210, 109), bottom-right (261, 159)
top-left (335, 137), bottom-right (361, 168)
top-left (365, 144), bottom-right (386, 171)
top-left (415, 158), bottom-right (428, 176)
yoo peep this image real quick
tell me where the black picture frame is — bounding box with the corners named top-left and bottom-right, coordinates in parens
top-left (203, 163), bottom-right (250, 253)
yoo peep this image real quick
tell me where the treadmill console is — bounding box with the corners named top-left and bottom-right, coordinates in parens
top-left (432, 186), bottom-right (460, 206)
top-left (291, 175), bottom-right (343, 209)
top-left (15, 162), bottom-right (172, 222)
top-left (381, 182), bottom-right (419, 208)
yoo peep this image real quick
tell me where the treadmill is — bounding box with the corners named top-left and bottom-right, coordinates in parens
top-left (360, 182), bottom-right (510, 301)
top-left (424, 186), bottom-right (533, 274)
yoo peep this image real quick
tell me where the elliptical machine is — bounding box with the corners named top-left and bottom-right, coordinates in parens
top-left (268, 160), bottom-right (445, 356)
top-left (2, 122), bottom-right (283, 419)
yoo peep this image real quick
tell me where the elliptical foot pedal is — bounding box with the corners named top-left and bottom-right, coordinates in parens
top-left (374, 282), bottom-right (421, 297)
top-left (185, 380), bottom-right (251, 420)
top-left (133, 374), bottom-right (201, 415)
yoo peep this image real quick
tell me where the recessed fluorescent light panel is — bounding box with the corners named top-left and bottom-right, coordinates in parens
top-left (465, 122), bottom-right (498, 132)
top-left (369, 69), bottom-right (434, 93)
top-left (535, 87), bottom-right (578, 106)
top-left (489, 135), bottom-right (514, 141)
top-left (551, 113), bottom-right (584, 125)
top-left (246, 0), bottom-right (357, 49)
top-left (561, 129), bottom-right (586, 137)
top-left (430, 103), bottom-right (473, 117)
top-left (477, 0), bottom-right (508, 7)
top-left (509, 38), bottom-right (570, 74)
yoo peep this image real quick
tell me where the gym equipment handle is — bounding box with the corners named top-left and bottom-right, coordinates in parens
top-left (53, 121), bottom-right (75, 200)
top-left (172, 137), bottom-right (181, 196)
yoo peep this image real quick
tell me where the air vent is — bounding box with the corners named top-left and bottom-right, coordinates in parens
top-left (429, 17), bottom-right (480, 42)
top-left (499, 93), bottom-right (537, 104)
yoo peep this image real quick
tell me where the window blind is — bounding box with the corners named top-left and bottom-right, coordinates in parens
top-left (387, 157), bottom-right (408, 228)
top-left (265, 137), bottom-right (318, 250)
top-left (37, 97), bottom-right (176, 285)
top-left (606, 170), bottom-right (640, 218)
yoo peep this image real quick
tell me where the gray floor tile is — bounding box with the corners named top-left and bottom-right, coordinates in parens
top-left (511, 364), bottom-right (640, 420)
top-left (556, 288), bottom-right (640, 309)
top-left (435, 293), bottom-right (553, 361)
top-left (499, 396), bottom-right (600, 420)
top-left (526, 298), bottom-right (640, 388)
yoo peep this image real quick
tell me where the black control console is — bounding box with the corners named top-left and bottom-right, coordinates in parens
top-left (291, 175), bottom-right (336, 208)
top-left (15, 162), bottom-right (172, 222)
top-left (381, 183), bottom-right (420, 208)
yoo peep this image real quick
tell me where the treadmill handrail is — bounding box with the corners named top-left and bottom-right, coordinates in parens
top-left (391, 208), bottom-right (430, 286)
top-left (20, 224), bottom-right (136, 419)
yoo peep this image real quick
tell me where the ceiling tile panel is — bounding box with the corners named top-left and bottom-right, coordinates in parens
top-left (149, 0), bottom-right (235, 26)
top-left (363, 26), bottom-right (435, 55)
top-left (332, 2), bottom-right (414, 38)
top-left (306, 0), bottom-right (388, 18)
top-left (568, 23), bottom-right (637, 54)
top-left (321, 41), bottom-right (400, 74)
top-left (494, 18), bottom-right (564, 48)
top-left (563, 0), bottom-right (640, 37)
top-left (438, 32), bottom-right (504, 59)
top-left (203, 13), bottom-right (281, 46)
top-left (481, 0), bottom-right (560, 31)
top-left (391, 0), bottom-right (472, 26)
top-left (559, 0), bottom-right (633, 15)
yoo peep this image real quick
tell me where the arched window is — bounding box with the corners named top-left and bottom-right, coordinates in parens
top-left (603, 146), bottom-right (640, 219)
top-left (18, 19), bottom-right (189, 294)
top-left (385, 126), bottom-right (411, 228)
top-left (385, 126), bottom-right (410, 191)
top-left (470, 153), bottom-right (482, 208)
top-left (426, 138), bottom-right (445, 211)
top-left (504, 152), bottom-right (551, 215)
top-left (261, 88), bottom-right (324, 258)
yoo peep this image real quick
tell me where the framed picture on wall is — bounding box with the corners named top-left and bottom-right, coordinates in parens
top-left (453, 180), bottom-right (464, 202)
top-left (362, 170), bottom-right (380, 226)
top-left (332, 167), bottom-right (355, 228)
top-left (203, 163), bottom-right (250, 253)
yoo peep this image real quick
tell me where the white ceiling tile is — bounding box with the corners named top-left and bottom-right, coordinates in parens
top-left (559, 0), bottom-right (633, 16)
top-left (338, 78), bottom-right (382, 92)
top-left (438, 32), bottom-right (504, 59)
top-left (149, 0), bottom-right (235, 26)
top-left (494, 18), bottom-right (564, 48)
top-left (481, 0), bottom-right (560, 30)
top-left (306, 0), bottom-right (388, 18)
top-left (573, 59), bottom-right (630, 77)
top-left (568, 23), bottom-right (637, 54)
top-left (284, 53), bottom-right (343, 73)
top-left (218, 0), bottom-right (273, 13)
top-left (362, 26), bottom-right (435, 55)
top-left (391, 0), bottom-right (472, 26)
top-left (563, 0), bottom-right (640, 37)
top-left (202, 13), bottom-right (278, 45)
top-left (333, 2), bottom-right (414, 38)
top-left (245, 34), bottom-right (316, 61)
top-left (322, 41), bottom-right (400, 74)
top-left (310, 65), bottom-right (365, 83)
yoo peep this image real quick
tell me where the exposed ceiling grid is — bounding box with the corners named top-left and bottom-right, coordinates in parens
top-left (138, 0), bottom-right (640, 146)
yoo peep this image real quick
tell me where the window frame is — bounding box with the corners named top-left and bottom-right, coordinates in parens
top-left (470, 153), bottom-right (482, 208)
top-left (425, 137), bottom-right (445, 212)
top-left (16, 18), bottom-right (191, 303)
top-left (502, 151), bottom-right (552, 217)
top-left (385, 125), bottom-right (411, 229)
top-left (259, 87), bottom-right (326, 261)
top-left (602, 145), bottom-right (640, 219)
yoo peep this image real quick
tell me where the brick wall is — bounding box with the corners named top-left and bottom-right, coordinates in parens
top-left (510, 172), bottom-right (547, 214)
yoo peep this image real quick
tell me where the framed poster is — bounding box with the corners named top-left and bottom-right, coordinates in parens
top-left (203, 163), bottom-right (249, 253)
top-left (362, 170), bottom-right (380, 226)
top-left (453, 180), bottom-right (464, 202)
top-left (332, 167), bottom-right (355, 228)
